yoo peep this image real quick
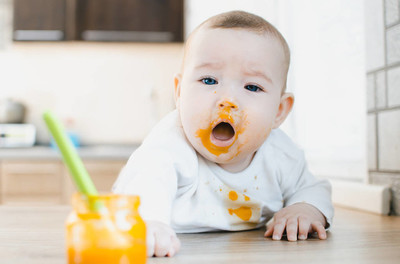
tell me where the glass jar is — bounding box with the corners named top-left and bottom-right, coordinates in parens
top-left (66, 193), bottom-right (146, 264)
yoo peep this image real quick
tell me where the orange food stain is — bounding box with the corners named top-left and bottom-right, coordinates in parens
top-left (228, 206), bottom-right (252, 221)
top-left (196, 126), bottom-right (231, 156)
top-left (244, 195), bottom-right (250, 201)
top-left (228, 191), bottom-right (238, 201)
top-left (195, 110), bottom-right (246, 157)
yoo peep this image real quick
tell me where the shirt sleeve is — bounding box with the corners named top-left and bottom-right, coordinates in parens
top-left (280, 151), bottom-right (334, 228)
top-left (112, 150), bottom-right (178, 225)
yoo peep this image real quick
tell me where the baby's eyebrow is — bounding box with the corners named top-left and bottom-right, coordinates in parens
top-left (194, 62), bottom-right (224, 70)
top-left (244, 69), bottom-right (273, 84)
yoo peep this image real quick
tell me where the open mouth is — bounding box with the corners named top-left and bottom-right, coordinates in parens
top-left (211, 122), bottom-right (235, 145)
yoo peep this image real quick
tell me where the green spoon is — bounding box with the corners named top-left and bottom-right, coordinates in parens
top-left (43, 110), bottom-right (99, 200)
top-left (43, 111), bottom-right (128, 245)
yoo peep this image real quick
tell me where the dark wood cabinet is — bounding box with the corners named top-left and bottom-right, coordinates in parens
top-left (76, 0), bottom-right (183, 42)
top-left (13, 0), bottom-right (67, 41)
top-left (13, 0), bottom-right (184, 42)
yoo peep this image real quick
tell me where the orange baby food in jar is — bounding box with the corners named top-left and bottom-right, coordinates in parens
top-left (66, 193), bottom-right (146, 264)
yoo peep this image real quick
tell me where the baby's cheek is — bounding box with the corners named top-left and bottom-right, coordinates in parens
top-left (259, 127), bottom-right (271, 142)
top-left (238, 125), bottom-right (269, 151)
top-left (184, 111), bottom-right (207, 133)
top-left (247, 112), bottom-right (273, 138)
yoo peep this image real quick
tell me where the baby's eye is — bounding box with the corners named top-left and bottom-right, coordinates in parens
top-left (201, 77), bottom-right (218, 85)
top-left (245, 84), bottom-right (262, 92)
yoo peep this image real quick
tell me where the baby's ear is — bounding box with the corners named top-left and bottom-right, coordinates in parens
top-left (174, 73), bottom-right (182, 109)
top-left (273, 93), bottom-right (294, 129)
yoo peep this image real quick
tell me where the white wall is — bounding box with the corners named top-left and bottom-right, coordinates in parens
top-left (0, 43), bottom-right (182, 144)
top-left (282, 0), bottom-right (367, 181)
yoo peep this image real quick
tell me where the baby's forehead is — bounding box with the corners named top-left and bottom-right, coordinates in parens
top-left (185, 26), bottom-right (283, 58)
top-left (187, 25), bottom-right (275, 46)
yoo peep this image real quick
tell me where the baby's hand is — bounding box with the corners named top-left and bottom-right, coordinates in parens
top-left (264, 203), bottom-right (327, 242)
top-left (146, 220), bottom-right (181, 257)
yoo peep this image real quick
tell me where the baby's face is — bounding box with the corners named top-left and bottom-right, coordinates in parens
top-left (175, 27), bottom-right (291, 172)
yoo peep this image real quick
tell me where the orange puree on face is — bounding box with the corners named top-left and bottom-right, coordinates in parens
top-left (228, 206), bottom-right (252, 221)
top-left (196, 110), bottom-right (244, 156)
top-left (196, 126), bottom-right (231, 156)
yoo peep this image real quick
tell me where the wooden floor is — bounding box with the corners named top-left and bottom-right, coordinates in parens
top-left (0, 206), bottom-right (399, 264)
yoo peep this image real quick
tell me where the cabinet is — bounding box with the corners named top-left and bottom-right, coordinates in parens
top-left (76, 0), bottom-right (183, 42)
top-left (63, 160), bottom-right (126, 203)
top-left (13, 0), bottom-right (184, 42)
top-left (0, 161), bottom-right (64, 205)
top-left (0, 160), bottom-right (125, 205)
top-left (13, 0), bottom-right (68, 41)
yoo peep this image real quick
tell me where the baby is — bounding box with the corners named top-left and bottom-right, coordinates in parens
top-left (113, 10), bottom-right (333, 257)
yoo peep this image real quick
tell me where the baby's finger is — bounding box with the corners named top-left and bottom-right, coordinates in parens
top-left (146, 231), bottom-right (156, 257)
top-left (264, 224), bottom-right (274, 237)
top-left (272, 218), bottom-right (287, 240)
top-left (167, 235), bottom-right (181, 257)
top-left (311, 221), bottom-right (327, 240)
top-left (154, 232), bottom-right (172, 257)
top-left (264, 228), bottom-right (273, 237)
top-left (298, 216), bottom-right (310, 240)
top-left (286, 218), bottom-right (298, 241)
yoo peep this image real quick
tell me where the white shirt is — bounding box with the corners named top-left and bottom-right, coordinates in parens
top-left (112, 110), bottom-right (333, 233)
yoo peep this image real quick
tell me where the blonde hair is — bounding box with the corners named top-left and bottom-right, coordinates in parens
top-left (183, 10), bottom-right (291, 91)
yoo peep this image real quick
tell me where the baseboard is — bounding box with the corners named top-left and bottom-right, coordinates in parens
top-left (330, 179), bottom-right (391, 215)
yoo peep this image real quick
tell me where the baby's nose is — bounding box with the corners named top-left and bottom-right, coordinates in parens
top-left (217, 100), bottom-right (238, 110)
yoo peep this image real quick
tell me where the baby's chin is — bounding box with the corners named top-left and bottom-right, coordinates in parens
top-left (199, 147), bottom-right (257, 173)
top-left (190, 133), bottom-right (262, 172)
top-left (200, 150), bottom-right (236, 163)
top-left (194, 142), bottom-right (244, 164)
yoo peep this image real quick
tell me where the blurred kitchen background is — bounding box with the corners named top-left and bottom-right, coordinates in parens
top-left (0, 0), bottom-right (398, 215)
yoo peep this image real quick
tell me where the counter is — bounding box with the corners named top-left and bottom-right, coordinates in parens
top-left (0, 144), bottom-right (138, 160)
top-left (0, 145), bottom-right (139, 205)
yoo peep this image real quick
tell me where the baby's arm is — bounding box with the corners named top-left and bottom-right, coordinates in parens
top-left (146, 221), bottom-right (181, 257)
top-left (266, 146), bottom-right (333, 241)
top-left (113, 151), bottom-right (181, 257)
top-left (264, 202), bottom-right (327, 241)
